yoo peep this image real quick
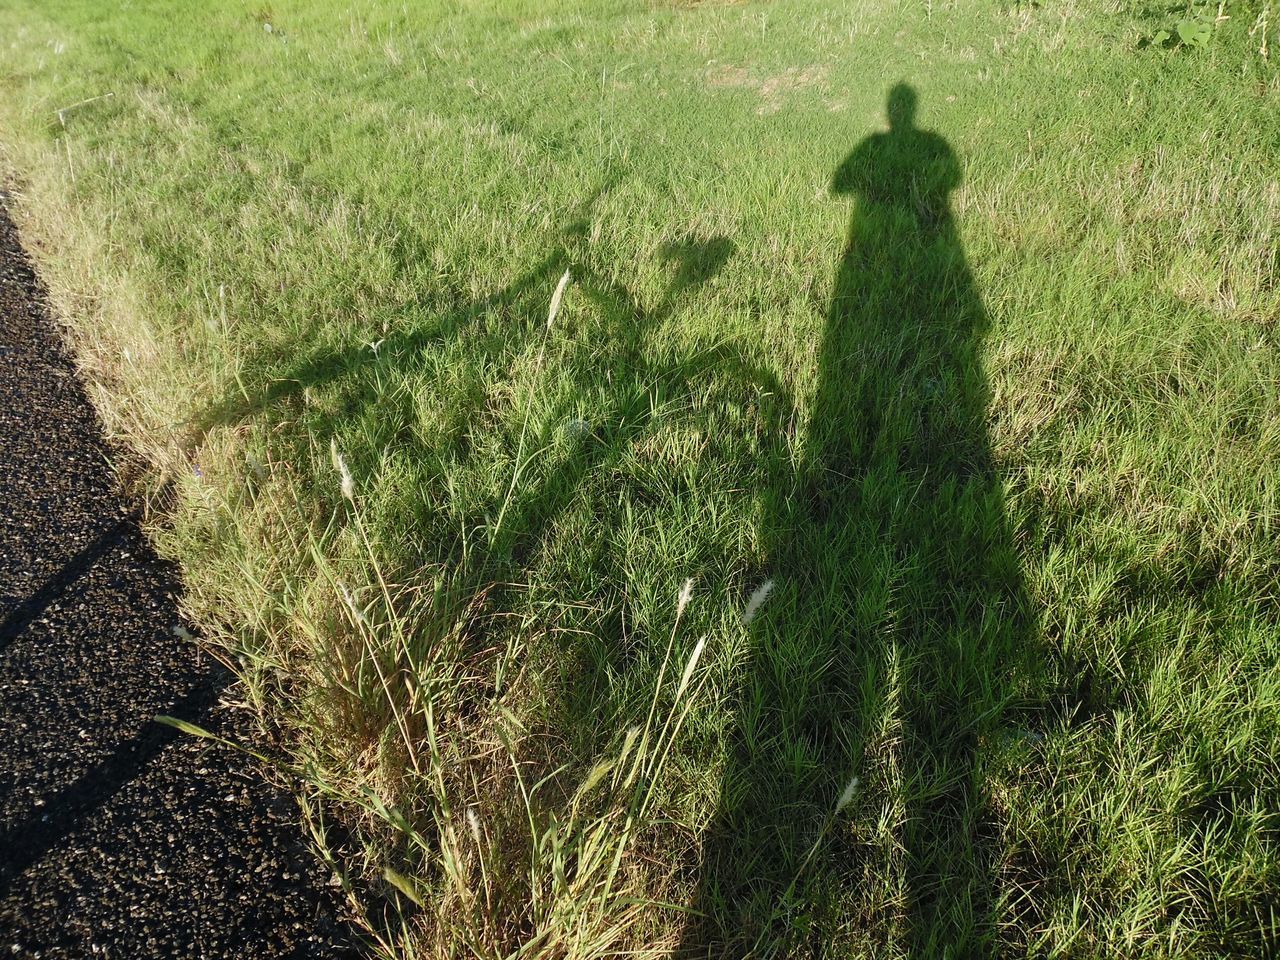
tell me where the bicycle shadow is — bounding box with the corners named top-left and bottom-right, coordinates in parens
top-left (188, 181), bottom-right (621, 447)
top-left (191, 185), bottom-right (766, 566)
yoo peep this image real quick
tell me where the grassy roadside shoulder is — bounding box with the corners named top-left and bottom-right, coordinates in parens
top-left (2, 0), bottom-right (1280, 956)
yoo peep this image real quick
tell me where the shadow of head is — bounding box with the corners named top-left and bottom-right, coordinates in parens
top-left (659, 234), bottom-right (735, 293)
top-left (887, 81), bottom-right (918, 131)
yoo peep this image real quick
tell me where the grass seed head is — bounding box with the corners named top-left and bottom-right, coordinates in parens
top-left (547, 268), bottom-right (572, 329)
top-left (329, 438), bottom-right (355, 500)
top-left (336, 580), bottom-right (367, 625)
top-left (677, 577), bottom-right (694, 619)
top-left (742, 579), bottom-right (775, 625)
top-left (836, 775), bottom-right (860, 813)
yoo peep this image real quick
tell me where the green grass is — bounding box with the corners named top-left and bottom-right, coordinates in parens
top-left (2, 0), bottom-right (1279, 955)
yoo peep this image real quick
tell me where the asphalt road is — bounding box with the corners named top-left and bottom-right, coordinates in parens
top-left (0, 200), bottom-right (362, 959)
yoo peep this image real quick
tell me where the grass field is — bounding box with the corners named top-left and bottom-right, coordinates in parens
top-left (2, 0), bottom-right (1279, 956)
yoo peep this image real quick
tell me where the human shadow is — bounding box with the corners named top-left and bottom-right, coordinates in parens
top-left (681, 83), bottom-right (1036, 956)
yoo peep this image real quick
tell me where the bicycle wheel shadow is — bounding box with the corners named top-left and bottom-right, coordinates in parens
top-left (488, 232), bottom-right (745, 570)
top-left (678, 82), bottom-right (1040, 957)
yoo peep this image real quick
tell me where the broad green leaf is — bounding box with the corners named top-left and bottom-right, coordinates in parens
top-left (1176, 17), bottom-right (1212, 47)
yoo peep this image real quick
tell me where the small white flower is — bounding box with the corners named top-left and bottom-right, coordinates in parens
top-left (466, 807), bottom-right (482, 845)
top-left (741, 579), bottom-right (775, 625)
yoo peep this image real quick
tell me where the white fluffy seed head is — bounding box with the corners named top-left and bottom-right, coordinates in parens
top-left (742, 579), bottom-right (775, 625)
top-left (337, 581), bottom-right (368, 625)
top-left (836, 775), bottom-right (860, 813)
top-left (677, 578), bottom-right (694, 619)
top-left (547, 269), bottom-right (572, 329)
top-left (330, 438), bottom-right (354, 500)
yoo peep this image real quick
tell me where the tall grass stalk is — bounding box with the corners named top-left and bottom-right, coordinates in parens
top-left (490, 268), bottom-right (573, 549)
